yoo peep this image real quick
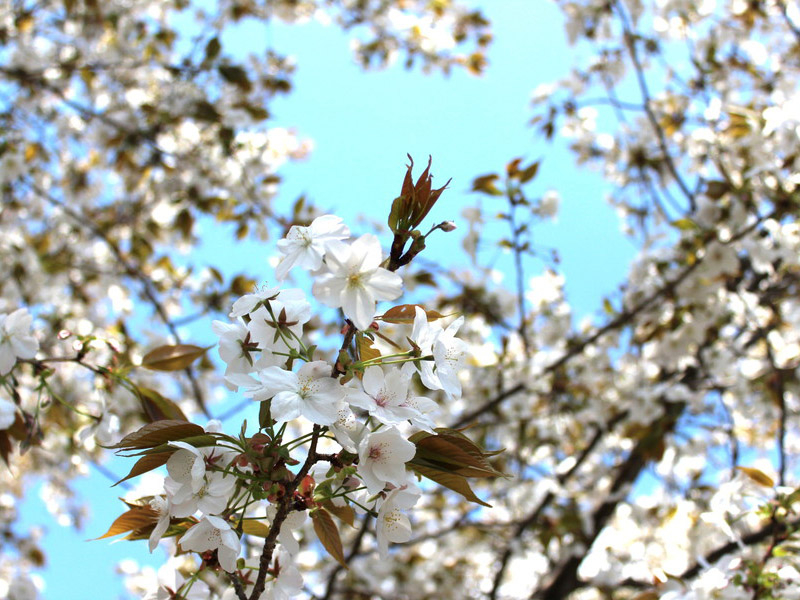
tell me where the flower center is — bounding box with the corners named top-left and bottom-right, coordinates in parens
top-left (347, 272), bottom-right (364, 288)
top-left (368, 443), bottom-right (385, 461)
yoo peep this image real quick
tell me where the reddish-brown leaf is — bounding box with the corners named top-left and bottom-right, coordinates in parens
top-left (94, 505), bottom-right (159, 540)
top-left (108, 420), bottom-right (205, 450)
top-left (141, 344), bottom-right (209, 372)
top-left (311, 509), bottom-right (347, 568)
top-left (136, 386), bottom-right (188, 422)
top-left (378, 304), bottom-right (447, 324)
top-left (114, 452), bottom-right (172, 487)
top-left (321, 500), bottom-right (356, 527)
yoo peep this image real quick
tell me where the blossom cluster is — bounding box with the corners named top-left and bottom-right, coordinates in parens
top-left (124, 213), bottom-right (474, 599)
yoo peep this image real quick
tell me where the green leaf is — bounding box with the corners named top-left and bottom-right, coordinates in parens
top-left (108, 420), bottom-right (205, 451)
top-left (388, 196), bottom-right (406, 233)
top-left (357, 334), bottom-right (381, 364)
top-left (311, 509), bottom-right (348, 568)
top-left (471, 174), bottom-right (503, 196)
top-left (193, 100), bottom-right (221, 123)
top-left (141, 344), bottom-right (210, 372)
top-left (258, 400), bottom-right (273, 430)
top-left (0, 431), bottom-right (11, 467)
top-left (411, 464), bottom-right (491, 507)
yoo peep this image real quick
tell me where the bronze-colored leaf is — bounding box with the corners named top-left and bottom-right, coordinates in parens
top-left (411, 464), bottom-right (491, 507)
top-left (114, 452), bottom-right (172, 487)
top-left (409, 430), bottom-right (507, 479)
top-left (471, 173), bottom-right (503, 196)
top-left (141, 344), bottom-right (210, 372)
top-left (311, 509), bottom-right (347, 568)
top-left (136, 386), bottom-right (188, 422)
top-left (94, 505), bottom-right (159, 540)
top-left (0, 431), bottom-right (11, 467)
top-left (378, 304), bottom-right (447, 324)
top-left (108, 420), bottom-right (205, 450)
top-left (321, 500), bottom-right (355, 527)
top-left (241, 520), bottom-right (271, 537)
top-left (518, 161), bottom-right (540, 183)
top-left (357, 334), bottom-right (381, 368)
top-left (737, 466), bottom-right (775, 488)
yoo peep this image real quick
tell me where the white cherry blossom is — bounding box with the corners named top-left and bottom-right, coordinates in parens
top-left (311, 234), bottom-right (403, 330)
top-left (0, 398), bottom-right (17, 431)
top-left (229, 361), bottom-right (344, 425)
top-left (179, 515), bottom-right (241, 573)
top-left (375, 481), bottom-right (421, 558)
top-left (147, 496), bottom-right (171, 553)
top-left (357, 427), bottom-right (416, 494)
top-left (0, 308), bottom-right (38, 375)
top-left (212, 319), bottom-right (255, 378)
top-left (431, 316), bottom-right (468, 399)
top-left (228, 284), bottom-right (281, 318)
top-left (275, 214), bottom-right (351, 280)
top-left (405, 306), bottom-right (467, 398)
top-left (346, 366), bottom-right (418, 426)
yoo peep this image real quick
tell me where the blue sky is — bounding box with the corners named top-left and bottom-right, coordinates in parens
top-left (15, 3), bottom-right (639, 598)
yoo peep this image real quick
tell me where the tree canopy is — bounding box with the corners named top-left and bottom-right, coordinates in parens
top-left (2, 1), bottom-right (800, 599)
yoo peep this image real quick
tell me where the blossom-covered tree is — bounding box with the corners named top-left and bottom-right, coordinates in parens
top-left (2, 0), bottom-right (800, 599)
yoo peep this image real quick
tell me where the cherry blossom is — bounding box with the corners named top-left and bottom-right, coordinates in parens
top-left (179, 516), bottom-right (241, 573)
top-left (376, 483), bottom-right (421, 558)
top-left (229, 361), bottom-right (344, 425)
top-left (346, 366), bottom-right (419, 426)
top-left (0, 398), bottom-right (17, 431)
top-left (0, 309), bottom-right (38, 376)
top-left (275, 214), bottom-right (351, 280)
top-left (357, 427), bottom-right (416, 494)
top-left (312, 234), bottom-right (404, 330)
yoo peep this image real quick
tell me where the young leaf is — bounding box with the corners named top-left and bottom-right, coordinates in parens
top-left (241, 520), bottom-right (271, 537)
top-left (409, 430), bottom-right (507, 478)
top-left (357, 334), bottom-right (381, 364)
top-left (113, 452), bottom-right (172, 487)
top-left (141, 344), bottom-right (210, 372)
top-left (378, 304), bottom-right (447, 324)
top-left (0, 431), bottom-right (11, 467)
top-left (737, 466), bottom-right (775, 488)
top-left (108, 420), bottom-right (205, 451)
top-left (135, 386), bottom-right (188, 422)
top-left (94, 505), bottom-right (159, 540)
top-left (311, 509), bottom-right (348, 568)
top-left (321, 500), bottom-right (356, 527)
top-left (411, 464), bottom-right (491, 507)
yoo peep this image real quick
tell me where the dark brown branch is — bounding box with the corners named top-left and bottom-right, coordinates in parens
top-left (532, 401), bottom-right (685, 600)
top-left (489, 411), bottom-right (627, 599)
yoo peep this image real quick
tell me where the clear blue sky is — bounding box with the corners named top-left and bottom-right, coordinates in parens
top-left (16, 3), bottom-right (636, 598)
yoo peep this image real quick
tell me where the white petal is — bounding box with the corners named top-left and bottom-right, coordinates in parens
top-left (365, 268), bottom-right (403, 301)
top-left (271, 391), bottom-right (302, 422)
top-left (341, 286), bottom-right (375, 331)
